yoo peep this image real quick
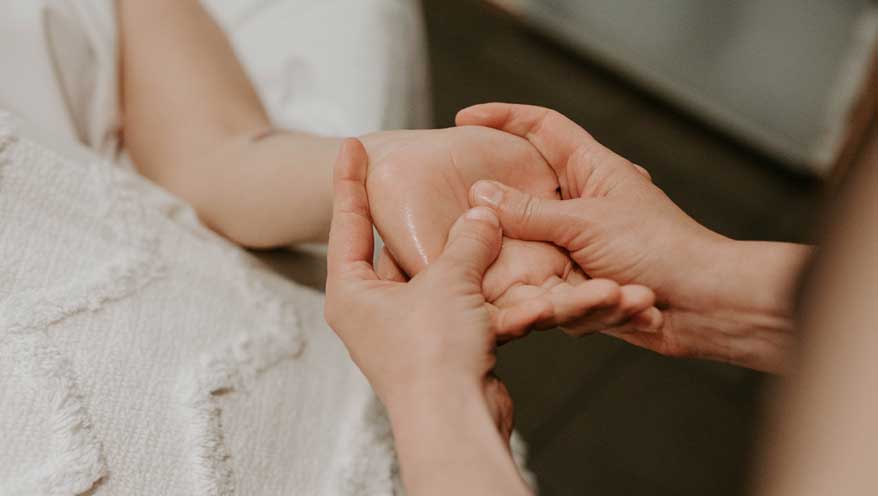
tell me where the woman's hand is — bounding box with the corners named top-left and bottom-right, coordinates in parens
top-left (325, 139), bottom-right (533, 496)
top-left (460, 103), bottom-right (811, 372)
top-left (361, 126), bottom-right (655, 340)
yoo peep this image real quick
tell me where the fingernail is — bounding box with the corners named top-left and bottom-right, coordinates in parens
top-left (465, 206), bottom-right (499, 227)
top-left (472, 180), bottom-right (505, 208)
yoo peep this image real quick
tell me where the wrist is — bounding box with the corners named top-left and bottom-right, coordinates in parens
top-left (358, 130), bottom-right (403, 160)
top-left (382, 373), bottom-right (486, 424)
top-left (670, 238), bottom-right (812, 372)
top-left (386, 376), bottom-right (531, 496)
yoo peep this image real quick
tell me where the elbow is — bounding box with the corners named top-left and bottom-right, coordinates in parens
top-left (139, 165), bottom-right (288, 249)
top-left (212, 221), bottom-right (289, 250)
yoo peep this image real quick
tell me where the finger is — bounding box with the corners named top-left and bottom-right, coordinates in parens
top-left (629, 306), bottom-right (663, 332)
top-left (327, 138), bottom-right (378, 280)
top-left (376, 246), bottom-right (408, 282)
top-left (434, 207), bottom-right (503, 282)
top-left (543, 279), bottom-right (622, 328)
top-left (456, 103), bottom-right (632, 196)
top-left (595, 306), bottom-right (664, 337)
top-left (493, 278), bottom-right (622, 333)
top-left (469, 180), bottom-right (590, 249)
top-left (633, 164), bottom-right (652, 181)
top-left (602, 328), bottom-right (667, 355)
top-left (602, 315), bottom-right (686, 359)
top-left (493, 298), bottom-right (554, 339)
top-left (561, 285), bottom-right (656, 336)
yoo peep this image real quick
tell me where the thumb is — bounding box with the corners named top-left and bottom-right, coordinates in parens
top-left (470, 180), bottom-right (588, 249)
top-left (435, 207), bottom-right (503, 282)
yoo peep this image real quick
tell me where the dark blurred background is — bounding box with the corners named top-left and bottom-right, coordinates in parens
top-left (418, 1), bottom-right (854, 495)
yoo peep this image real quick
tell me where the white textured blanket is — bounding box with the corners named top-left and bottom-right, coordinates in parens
top-left (0, 111), bottom-right (397, 495)
top-left (0, 0), bottom-right (432, 494)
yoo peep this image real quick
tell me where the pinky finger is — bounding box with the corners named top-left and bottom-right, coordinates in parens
top-left (493, 298), bottom-right (554, 341)
top-left (629, 306), bottom-right (663, 332)
top-left (562, 284), bottom-right (655, 336)
top-left (601, 328), bottom-right (666, 355)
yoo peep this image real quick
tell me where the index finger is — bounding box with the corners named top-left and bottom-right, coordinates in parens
top-left (456, 103), bottom-right (631, 197)
top-left (327, 138), bottom-right (377, 279)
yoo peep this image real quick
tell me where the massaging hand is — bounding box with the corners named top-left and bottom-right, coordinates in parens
top-left (459, 103), bottom-right (800, 371)
top-left (325, 139), bottom-right (545, 440)
top-left (361, 126), bottom-right (655, 339)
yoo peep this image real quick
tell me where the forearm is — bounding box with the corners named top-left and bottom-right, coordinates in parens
top-left (386, 379), bottom-right (532, 496)
top-left (118, 0), bottom-right (338, 246)
top-left (677, 239), bottom-right (813, 372)
top-left (166, 131), bottom-right (340, 247)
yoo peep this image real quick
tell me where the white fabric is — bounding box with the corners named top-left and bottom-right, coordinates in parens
top-left (0, 112), bottom-right (396, 495)
top-left (202, 0), bottom-right (433, 138)
top-left (0, 0), bottom-right (428, 494)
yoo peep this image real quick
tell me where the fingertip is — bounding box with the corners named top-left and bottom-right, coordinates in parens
top-left (447, 206), bottom-right (501, 245)
top-left (456, 103), bottom-right (498, 127)
top-left (469, 180), bottom-right (508, 210)
top-left (633, 164), bottom-right (652, 181)
top-left (495, 298), bottom-right (554, 338)
top-left (464, 206), bottom-right (500, 228)
top-left (334, 138), bottom-right (369, 182)
top-left (438, 207), bottom-right (504, 278)
top-left (619, 285), bottom-right (656, 312)
top-left (585, 278), bottom-right (623, 307)
top-left (631, 307), bottom-right (663, 333)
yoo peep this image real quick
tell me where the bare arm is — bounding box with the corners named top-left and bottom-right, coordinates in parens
top-left (757, 129), bottom-right (878, 495)
top-left (387, 380), bottom-right (532, 496)
top-left (118, 0), bottom-right (340, 246)
top-left (460, 103), bottom-right (810, 372)
top-left (325, 140), bottom-right (533, 496)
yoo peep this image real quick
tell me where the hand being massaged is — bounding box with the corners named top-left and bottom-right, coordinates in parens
top-left (360, 126), bottom-right (657, 339)
top-left (325, 139), bottom-right (538, 494)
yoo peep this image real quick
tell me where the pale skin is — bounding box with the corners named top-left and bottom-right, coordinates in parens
top-left (117, 0), bottom-right (652, 335)
top-left (328, 106), bottom-right (878, 494)
top-left (325, 139), bottom-right (533, 496)
top-left (459, 103), bottom-right (812, 373)
top-left (118, 0), bottom-right (878, 493)
top-left (364, 127), bottom-right (659, 337)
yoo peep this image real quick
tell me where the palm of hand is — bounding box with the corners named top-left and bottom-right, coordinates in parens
top-left (363, 127), bottom-right (600, 334)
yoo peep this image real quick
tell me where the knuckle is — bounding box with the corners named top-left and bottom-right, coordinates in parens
top-left (526, 108), bottom-right (552, 137)
top-left (455, 227), bottom-right (495, 254)
top-left (570, 141), bottom-right (600, 173)
top-left (518, 195), bottom-right (540, 228)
